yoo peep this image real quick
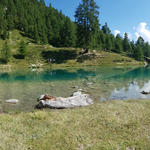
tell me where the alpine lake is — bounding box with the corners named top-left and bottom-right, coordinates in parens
top-left (0, 66), bottom-right (150, 113)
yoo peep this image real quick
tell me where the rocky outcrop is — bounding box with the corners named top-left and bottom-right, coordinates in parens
top-left (36, 91), bottom-right (93, 109)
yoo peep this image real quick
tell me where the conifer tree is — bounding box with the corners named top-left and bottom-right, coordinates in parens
top-left (134, 45), bottom-right (144, 61)
top-left (34, 26), bottom-right (40, 44)
top-left (136, 36), bottom-right (144, 47)
top-left (123, 33), bottom-right (131, 52)
top-left (2, 41), bottom-right (11, 64)
top-left (105, 35), bottom-right (112, 51)
top-left (60, 17), bottom-right (76, 47)
top-left (99, 31), bottom-right (106, 49)
top-left (102, 22), bottom-right (111, 34)
top-left (19, 40), bottom-right (27, 58)
top-left (143, 42), bottom-right (150, 57)
top-left (115, 34), bottom-right (123, 53)
top-left (75, 0), bottom-right (100, 49)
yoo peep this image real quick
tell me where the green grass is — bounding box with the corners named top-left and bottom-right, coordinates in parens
top-left (0, 30), bottom-right (143, 70)
top-left (0, 100), bottom-right (150, 150)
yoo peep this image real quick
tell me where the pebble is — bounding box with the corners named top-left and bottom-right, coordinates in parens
top-left (5, 99), bottom-right (19, 104)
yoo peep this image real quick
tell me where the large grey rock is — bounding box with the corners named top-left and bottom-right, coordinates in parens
top-left (36, 91), bottom-right (93, 109)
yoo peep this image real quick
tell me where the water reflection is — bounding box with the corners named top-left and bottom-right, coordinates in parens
top-left (107, 67), bottom-right (150, 80)
top-left (0, 69), bottom-right (96, 82)
top-left (108, 81), bottom-right (150, 100)
top-left (101, 67), bottom-right (150, 101)
top-left (0, 66), bottom-right (150, 112)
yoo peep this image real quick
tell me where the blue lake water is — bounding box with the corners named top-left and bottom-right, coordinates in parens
top-left (0, 66), bottom-right (150, 112)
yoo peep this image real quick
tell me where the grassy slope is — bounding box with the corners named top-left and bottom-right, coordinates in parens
top-left (0, 100), bottom-right (150, 150)
top-left (0, 31), bottom-right (147, 150)
top-left (0, 30), bottom-right (143, 70)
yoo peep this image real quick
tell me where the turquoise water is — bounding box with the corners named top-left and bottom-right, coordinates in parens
top-left (0, 66), bottom-right (150, 112)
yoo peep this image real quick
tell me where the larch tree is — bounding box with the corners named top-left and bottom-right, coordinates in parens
top-left (19, 40), bottom-right (27, 58)
top-left (102, 22), bottom-right (111, 34)
top-left (115, 34), bottom-right (123, 53)
top-left (2, 41), bottom-right (11, 64)
top-left (123, 33), bottom-right (131, 53)
top-left (75, 0), bottom-right (100, 50)
top-left (134, 45), bottom-right (144, 61)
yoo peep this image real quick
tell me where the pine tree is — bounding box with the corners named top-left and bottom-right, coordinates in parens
top-left (75, 0), bottom-right (100, 49)
top-left (143, 42), bottom-right (150, 57)
top-left (41, 29), bottom-right (48, 44)
top-left (19, 40), bottom-right (27, 58)
top-left (34, 26), bottom-right (40, 44)
top-left (136, 36), bottom-right (144, 47)
top-left (134, 45), bottom-right (144, 61)
top-left (114, 34), bottom-right (123, 53)
top-left (2, 41), bottom-right (11, 64)
top-left (99, 31), bottom-right (106, 49)
top-left (102, 22), bottom-right (111, 34)
top-left (105, 35), bottom-right (112, 51)
top-left (123, 33), bottom-right (131, 52)
top-left (60, 17), bottom-right (76, 47)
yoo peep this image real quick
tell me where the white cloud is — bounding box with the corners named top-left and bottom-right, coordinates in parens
top-left (135, 22), bottom-right (150, 43)
top-left (123, 32), bottom-right (132, 41)
top-left (135, 32), bottom-right (140, 39)
top-left (128, 32), bottom-right (132, 41)
top-left (114, 30), bottom-right (120, 37)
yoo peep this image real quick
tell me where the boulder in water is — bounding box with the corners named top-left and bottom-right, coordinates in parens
top-left (36, 91), bottom-right (93, 109)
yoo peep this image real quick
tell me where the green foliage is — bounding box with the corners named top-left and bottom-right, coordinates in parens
top-left (60, 17), bottom-right (76, 47)
top-left (102, 22), bottom-right (111, 34)
top-left (1, 41), bottom-right (11, 63)
top-left (123, 33), bottom-right (132, 53)
top-left (75, 0), bottom-right (100, 49)
top-left (133, 45), bottom-right (144, 61)
top-left (19, 40), bottom-right (27, 58)
top-left (136, 36), bottom-right (145, 47)
top-left (0, 0), bottom-right (149, 63)
top-left (143, 42), bottom-right (150, 57)
top-left (0, 0), bottom-right (76, 47)
top-left (114, 34), bottom-right (123, 53)
top-left (105, 35), bottom-right (112, 51)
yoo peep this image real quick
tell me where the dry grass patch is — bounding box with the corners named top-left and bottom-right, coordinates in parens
top-left (0, 100), bottom-right (150, 149)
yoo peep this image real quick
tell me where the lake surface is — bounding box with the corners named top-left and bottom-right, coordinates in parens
top-left (1, 66), bottom-right (150, 112)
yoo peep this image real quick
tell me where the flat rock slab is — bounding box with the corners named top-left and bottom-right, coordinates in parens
top-left (5, 99), bottom-right (19, 104)
top-left (36, 91), bottom-right (93, 109)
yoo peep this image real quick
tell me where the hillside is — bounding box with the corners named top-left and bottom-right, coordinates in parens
top-left (0, 0), bottom-right (149, 62)
top-left (0, 0), bottom-right (76, 47)
top-left (0, 30), bottom-right (142, 70)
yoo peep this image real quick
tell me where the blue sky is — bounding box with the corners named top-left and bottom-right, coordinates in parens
top-left (45, 0), bottom-right (150, 42)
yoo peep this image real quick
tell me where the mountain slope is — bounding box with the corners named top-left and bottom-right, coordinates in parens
top-left (0, 30), bottom-right (142, 69)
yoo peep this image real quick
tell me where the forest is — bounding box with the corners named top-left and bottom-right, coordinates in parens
top-left (0, 0), bottom-right (150, 62)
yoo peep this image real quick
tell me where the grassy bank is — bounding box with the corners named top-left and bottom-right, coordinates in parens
top-left (0, 30), bottom-right (143, 71)
top-left (0, 100), bottom-right (150, 150)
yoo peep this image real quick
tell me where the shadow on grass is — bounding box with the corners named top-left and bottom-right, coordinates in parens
top-left (13, 54), bottom-right (25, 59)
top-left (0, 58), bottom-right (8, 64)
top-left (41, 49), bottom-right (78, 64)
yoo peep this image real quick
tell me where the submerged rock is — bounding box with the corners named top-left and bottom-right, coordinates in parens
top-left (141, 91), bottom-right (150, 95)
top-left (5, 99), bottom-right (19, 104)
top-left (36, 91), bottom-right (93, 109)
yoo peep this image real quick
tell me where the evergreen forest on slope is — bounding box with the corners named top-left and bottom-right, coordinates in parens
top-left (0, 0), bottom-right (149, 63)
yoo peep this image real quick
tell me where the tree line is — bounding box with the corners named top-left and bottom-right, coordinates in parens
top-left (0, 0), bottom-right (149, 62)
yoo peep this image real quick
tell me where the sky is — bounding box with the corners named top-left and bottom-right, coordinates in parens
top-left (45, 0), bottom-right (150, 43)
